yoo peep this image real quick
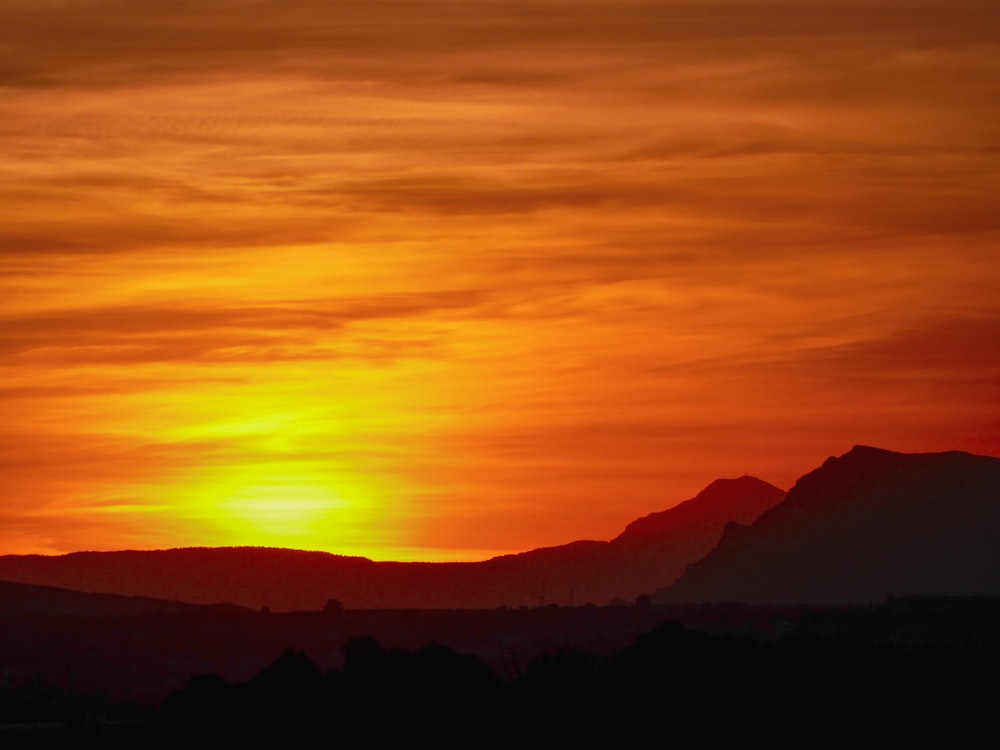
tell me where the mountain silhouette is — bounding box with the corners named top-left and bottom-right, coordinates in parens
top-left (0, 476), bottom-right (784, 610)
top-left (655, 446), bottom-right (1000, 604)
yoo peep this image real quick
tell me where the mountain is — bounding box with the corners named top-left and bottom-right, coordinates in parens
top-left (490, 475), bottom-right (786, 604)
top-left (0, 476), bottom-right (784, 610)
top-left (655, 446), bottom-right (1000, 604)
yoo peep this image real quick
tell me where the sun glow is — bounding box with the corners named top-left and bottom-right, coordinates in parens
top-left (213, 475), bottom-right (347, 536)
top-left (174, 461), bottom-right (397, 554)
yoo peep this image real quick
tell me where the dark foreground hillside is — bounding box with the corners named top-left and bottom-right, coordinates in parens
top-left (3, 597), bottom-right (998, 745)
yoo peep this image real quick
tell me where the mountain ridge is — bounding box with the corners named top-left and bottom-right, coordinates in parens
top-left (655, 445), bottom-right (1000, 604)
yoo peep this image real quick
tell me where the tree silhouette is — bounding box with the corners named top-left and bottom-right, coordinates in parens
top-left (323, 598), bottom-right (344, 613)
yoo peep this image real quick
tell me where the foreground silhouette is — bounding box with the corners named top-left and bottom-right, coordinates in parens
top-left (5, 599), bottom-right (997, 745)
top-left (152, 611), bottom-right (1000, 744)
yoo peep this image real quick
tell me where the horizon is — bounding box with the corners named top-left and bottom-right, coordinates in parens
top-left (5, 443), bottom-right (999, 564)
top-left (3, 469), bottom-right (792, 564)
top-left (2, 1), bottom-right (999, 561)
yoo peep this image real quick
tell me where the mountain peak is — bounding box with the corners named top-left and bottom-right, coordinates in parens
top-left (845, 444), bottom-right (898, 456)
top-left (697, 475), bottom-right (784, 499)
top-left (834, 444), bottom-right (989, 464)
top-left (613, 475), bottom-right (785, 545)
top-left (817, 445), bottom-right (902, 469)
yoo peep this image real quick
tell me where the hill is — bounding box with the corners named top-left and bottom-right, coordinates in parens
top-left (0, 579), bottom-right (245, 619)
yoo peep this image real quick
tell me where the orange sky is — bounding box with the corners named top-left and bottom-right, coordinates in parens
top-left (2, 0), bottom-right (999, 561)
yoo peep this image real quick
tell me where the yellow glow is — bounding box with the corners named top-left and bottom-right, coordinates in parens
top-left (194, 469), bottom-right (348, 537)
top-left (172, 460), bottom-right (398, 553)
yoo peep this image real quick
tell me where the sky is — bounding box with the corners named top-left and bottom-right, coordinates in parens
top-left (2, 0), bottom-right (999, 561)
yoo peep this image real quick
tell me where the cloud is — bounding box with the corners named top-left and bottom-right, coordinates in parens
top-left (793, 316), bottom-right (1000, 385)
top-left (0, 292), bottom-right (490, 364)
top-left (2, 1), bottom-right (997, 90)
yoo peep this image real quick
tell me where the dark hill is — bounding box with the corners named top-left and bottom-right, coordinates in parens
top-left (0, 477), bottom-right (784, 610)
top-left (655, 446), bottom-right (1000, 604)
top-left (0, 578), bottom-right (246, 618)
